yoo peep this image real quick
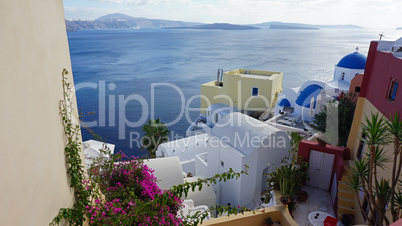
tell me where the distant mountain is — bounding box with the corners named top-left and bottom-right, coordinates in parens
top-left (397, 27), bottom-right (402, 30)
top-left (314, 24), bottom-right (362, 29)
top-left (96, 13), bottom-right (134, 21)
top-left (65, 13), bottom-right (201, 32)
top-left (251, 21), bottom-right (362, 29)
top-left (166, 23), bottom-right (260, 30)
top-left (65, 13), bottom-right (363, 32)
top-left (269, 24), bottom-right (319, 30)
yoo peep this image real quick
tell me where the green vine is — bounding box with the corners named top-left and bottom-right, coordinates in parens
top-left (51, 69), bottom-right (93, 225)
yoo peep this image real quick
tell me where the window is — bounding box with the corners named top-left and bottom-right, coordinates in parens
top-left (252, 87), bottom-right (259, 96)
top-left (357, 133), bottom-right (366, 159)
top-left (221, 161), bottom-right (224, 167)
top-left (387, 79), bottom-right (399, 102)
top-left (355, 86), bottom-right (361, 93)
top-left (362, 196), bottom-right (369, 222)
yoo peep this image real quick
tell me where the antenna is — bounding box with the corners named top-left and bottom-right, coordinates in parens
top-left (379, 32), bottom-right (385, 40)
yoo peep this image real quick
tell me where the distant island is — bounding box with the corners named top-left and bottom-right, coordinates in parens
top-left (269, 24), bottom-right (319, 30)
top-left (397, 27), bottom-right (402, 30)
top-left (251, 21), bottom-right (362, 29)
top-left (65, 13), bottom-right (201, 32)
top-left (166, 23), bottom-right (260, 30)
top-left (65, 13), bottom-right (363, 32)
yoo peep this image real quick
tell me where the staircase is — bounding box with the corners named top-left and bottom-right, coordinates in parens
top-left (337, 160), bottom-right (357, 221)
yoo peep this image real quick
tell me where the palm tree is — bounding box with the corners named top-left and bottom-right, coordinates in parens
top-left (386, 112), bottom-right (402, 221)
top-left (348, 112), bottom-right (402, 225)
top-left (141, 119), bottom-right (170, 158)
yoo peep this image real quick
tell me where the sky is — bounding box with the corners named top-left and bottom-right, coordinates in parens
top-left (64, 0), bottom-right (402, 29)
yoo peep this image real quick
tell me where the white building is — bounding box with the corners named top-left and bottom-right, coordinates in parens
top-left (144, 157), bottom-right (216, 217)
top-left (83, 140), bottom-right (115, 169)
top-left (157, 113), bottom-right (291, 209)
top-left (275, 49), bottom-right (367, 122)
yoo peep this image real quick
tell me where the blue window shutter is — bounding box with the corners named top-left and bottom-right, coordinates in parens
top-left (392, 82), bottom-right (398, 100)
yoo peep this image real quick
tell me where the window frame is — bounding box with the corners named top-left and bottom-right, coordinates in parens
top-left (387, 78), bottom-right (399, 102)
top-left (251, 87), bottom-right (259, 97)
top-left (355, 86), bottom-right (361, 93)
top-left (357, 133), bottom-right (366, 159)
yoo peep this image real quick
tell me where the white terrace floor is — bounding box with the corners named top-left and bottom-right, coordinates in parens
top-left (291, 185), bottom-right (338, 226)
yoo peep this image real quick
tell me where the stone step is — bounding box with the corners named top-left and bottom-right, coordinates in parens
top-left (338, 187), bottom-right (354, 200)
top-left (338, 195), bottom-right (355, 208)
top-left (341, 173), bottom-right (352, 183)
top-left (337, 204), bottom-right (356, 217)
top-left (338, 181), bottom-right (352, 190)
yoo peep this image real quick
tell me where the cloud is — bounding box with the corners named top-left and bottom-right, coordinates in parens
top-left (64, 6), bottom-right (130, 20)
top-left (65, 0), bottom-right (402, 28)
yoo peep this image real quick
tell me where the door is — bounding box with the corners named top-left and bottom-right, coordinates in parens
top-left (261, 165), bottom-right (271, 192)
top-left (307, 150), bottom-right (335, 190)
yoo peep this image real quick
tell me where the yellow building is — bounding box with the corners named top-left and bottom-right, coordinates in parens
top-left (200, 69), bottom-right (283, 114)
top-left (337, 39), bottom-right (402, 224)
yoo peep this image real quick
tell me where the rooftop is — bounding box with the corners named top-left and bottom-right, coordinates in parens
top-left (336, 51), bottom-right (367, 70)
top-left (202, 68), bottom-right (282, 87)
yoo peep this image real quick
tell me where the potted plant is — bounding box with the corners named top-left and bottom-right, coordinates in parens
top-left (277, 165), bottom-right (296, 205)
top-left (264, 216), bottom-right (273, 226)
top-left (341, 214), bottom-right (354, 225)
top-left (297, 190), bottom-right (308, 202)
top-left (295, 160), bottom-right (309, 201)
top-left (266, 170), bottom-right (280, 190)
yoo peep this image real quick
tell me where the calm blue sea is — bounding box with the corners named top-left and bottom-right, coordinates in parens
top-left (67, 27), bottom-right (400, 157)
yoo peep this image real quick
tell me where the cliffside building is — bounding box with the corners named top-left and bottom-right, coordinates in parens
top-left (187, 69), bottom-right (283, 136)
top-left (158, 113), bottom-right (290, 209)
top-left (339, 38), bottom-right (402, 224)
top-left (275, 49), bottom-right (367, 122)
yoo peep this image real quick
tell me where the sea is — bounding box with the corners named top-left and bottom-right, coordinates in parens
top-left (67, 27), bottom-right (401, 158)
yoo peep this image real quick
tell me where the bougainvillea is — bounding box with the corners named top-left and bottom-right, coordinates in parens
top-left (87, 152), bottom-right (183, 225)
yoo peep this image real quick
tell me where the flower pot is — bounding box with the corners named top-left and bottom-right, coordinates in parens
top-left (341, 214), bottom-right (354, 225)
top-left (297, 190), bottom-right (308, 202)
top-left (317, 138), bottom-right (327, 146)
top-left (280, 197), bottom-right (291, 205)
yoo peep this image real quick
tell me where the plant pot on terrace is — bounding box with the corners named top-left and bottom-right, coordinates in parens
top-left (341, 214), bottom-right (354, 225)
top-left (297, 190), bottom-right (308, 202)
top-left (316, 137), bottom-right (327, 146)
top-left (280, 197), bottom-right (292, 205)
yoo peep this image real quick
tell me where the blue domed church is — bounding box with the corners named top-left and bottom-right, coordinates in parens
top-left (334, 49), bottom-right (367, 83)
top-left (275, 49), bottom-right (367, 122)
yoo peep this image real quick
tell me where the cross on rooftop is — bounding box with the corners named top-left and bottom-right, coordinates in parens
top-left (355, 47), bottom-right (359, 52)
top-left (379, 33), bottom-right (385, 40)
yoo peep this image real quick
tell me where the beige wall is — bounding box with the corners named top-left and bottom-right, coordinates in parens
top-left (0, 0), bottom-right (80, 225)
top-left (200, 205), bottom-right (297, 226)
top-left (346, 97), bottom-right (398, 224)
top-left (200, 69), bottom-right (283, 113)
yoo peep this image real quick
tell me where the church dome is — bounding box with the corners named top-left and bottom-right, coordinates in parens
top-left (337, 51), bottom-right (367, 69)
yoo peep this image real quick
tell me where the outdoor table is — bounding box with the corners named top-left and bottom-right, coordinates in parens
top-left (308, 211), bottom-right (336, 226)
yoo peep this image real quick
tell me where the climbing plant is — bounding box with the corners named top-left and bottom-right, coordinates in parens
top-left (51, 69), bottom-right (94, 225)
